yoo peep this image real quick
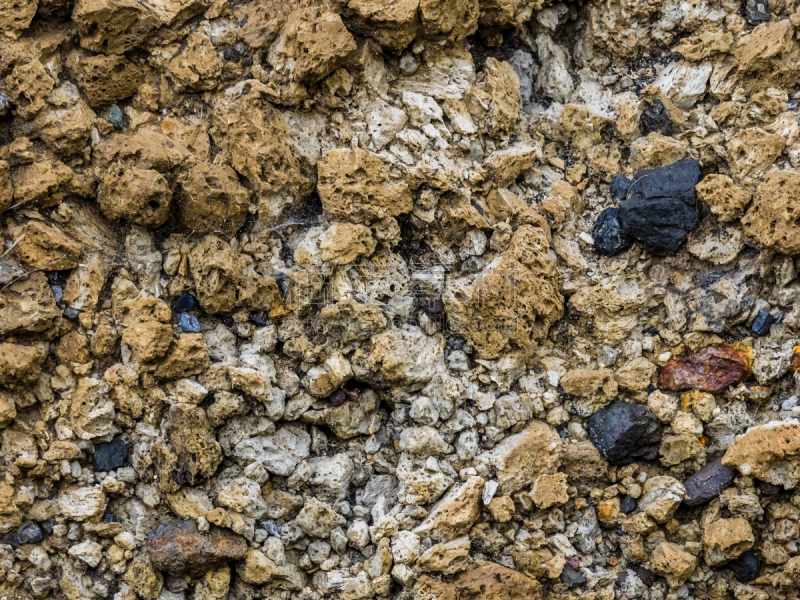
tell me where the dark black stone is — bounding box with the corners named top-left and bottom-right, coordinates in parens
top-left (94, 437), bottom-right (128, 471)
top-left (746, 0), bottom-right (769, 23)
top-left (249, 313), bottom-right (269, 326)
top-left (223, 47), bottom-right (240, 62)
top-left (756, 479), bottom-right (782, 495)
top-left (423, 299), bottom-right (445, 316)
top-left (560, 568), bottom-right (586, 587)
top-left (177, 313), bottom-right (201, 333)
top-left (637, 566), bottom-right (656, 587)
top-left (683, 456), bottom-right (734, 506)
top-left (646, 384), bottom-right (657, 394)
top-left (588, 400), bottom-right (662, 464)
top-left (593, 208), bottom-right (634, 256)
top-left (731, 550), bottom-right (759, 583)
top-left (610, 175), bottom-right (632, 201)
top-left (640, 99), bottom-right (675, 136)
top-left (103, 513), bottom-right (118, 523)
top-left (620, 495), bottom-right (637, 514)
top-left (617, 159), bottom-right (701, 255)
top-left (174, 292), bottom-right (199, 313)
top-left (3, 522), bottom-right (42, 546)
top-left (752, 310), bottom-right (776, 336)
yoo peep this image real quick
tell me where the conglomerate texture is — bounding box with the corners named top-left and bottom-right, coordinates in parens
top-left (3, 1), bottom-right (800, 600)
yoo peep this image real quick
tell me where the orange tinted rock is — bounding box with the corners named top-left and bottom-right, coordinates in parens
top-left (147, 519), bottom-right (247, 576)
top-left (657, 344), bottom-right (753, 393)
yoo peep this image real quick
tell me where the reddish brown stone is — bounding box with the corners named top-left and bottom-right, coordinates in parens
top-left (657, 344), bottom-right (752, 393)
top-left (147, 520), bottom-right (247, 576)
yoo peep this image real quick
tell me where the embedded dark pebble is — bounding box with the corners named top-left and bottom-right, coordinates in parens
top-left (640, 99), bottom-right (676, 136)
top-left (177, 313), bottom-right (201, 333)
top-left (93, 437), bottom-right (128, 472)
top-left (617, 159), bottom-right (701, 255)
top-left (174, 292), bottom-right (200, 313)
top-left (756, 479), bottom-right (782, 495)
top-left (730, 550), bottom-right (759, 583)
top-left (588, 400), bottom-right (662, 464)
top-left (147, 519), bottom-right (247, 576)
top-left (620, 495), bottom-right (637, 514)
top-left (683, 456), bottom-right (734, 506)
top-left (746, 0), bottom-right (769, 23)
top-left (593, 207), bottom-right (633, 256)
top-left (249, 312), bottom-right (269, 326)
top-left (637, 566), bottom-right (656, 587)
top-left (329, 389), bottom-right (347, 407)
top-left (423, 299), bottom-right (445, 316)
top-left (223, 47), bottom-right (240, 62)
top-left (751, 310), bottom-right (776, 336)
top-left (3, 522), bottom-right (43, 547)
top-left (560, 567), bottom-right (587, 587)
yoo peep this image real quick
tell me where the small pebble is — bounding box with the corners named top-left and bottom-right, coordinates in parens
top-left (751, 310), bottom-right (776, 336)
top-left (174, 293), bottom-right (200, 313)
top-left (730, 550), bottom-right (759, 583)
top-left (103, 104), bottom-right (124, 130)
top-left (94, 438), bottom-right (128, 471)
top-left (178, 313), bottom-right (201, 333)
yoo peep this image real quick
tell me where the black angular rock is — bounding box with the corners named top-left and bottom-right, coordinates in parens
top-left (620, 495), bottom-right (637, 514)
top-left (588, 400), bottom-right (663, 464)
top-left (617, 160), bottom-right (701, 255)
top-left (560, 568), bottom-right (587, 587)
top-left (730, 550), bottom-right (759, 583)
top-left (593, 208), bottom-right (634, 256)
top-left (94, 437), bottom-right (128, 471)
top-left (174, 292), bottom-right (199, 313)
top-left (751, 310), bottom-right (776, 336)
top-left (640, 99), bottom-right (675, 136)
top-left (746, 0), bottom-right (768, 23)
top-left (683, 456), bottom-right (734, 506)
top-left (3, 522), bottom-right (42, 546)
top-left (610, 175), bottom-right (632, 200)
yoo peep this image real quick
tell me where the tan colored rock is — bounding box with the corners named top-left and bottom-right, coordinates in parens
top-left (727, 127), bottom-right (785, 184)
top-left (151, 403), bottom-right (222, 492)
top-left (639, 476), bottom-right (685, 523)
top-left (413, 476), bottom-right (484, 541)
top-left (561, 440), bottom-right (609, 480)
top-left (73, 0), bottom-right (160, 54)
top-left (445, 224), bottom-right (562, 358)
top-left (742, 171), bottom-right (800, 255)
top-left (0, 160), bottom-right (10, 213)
top-left (465, 58), bottom-right (521, 139)
top-left (696, 174), bottom-right (751, 222)
top-left (660, 434), bottom-right (705, 466)
top-left (416, 536), bottom-right (471, 574)
top-left (98, 167), bottom-right (172, 228)
top-left (68, 377), bottom-right (116, 440)
top-left (352, 324), bottom-right (444, 391)
top-left (239, 548), bottom-right (304, 588)
top-left (560, 368), bottom-right (617, 401)
top-left (166, 487), bottom-right (214, 519)
top-left (267, 7), bottom-right (356, 83)
top-left (484, 141), bottom-right (541, 186)
top-left (337, 0), bottom-right (418, 51)
top-left (10, 157), bottom-right (78, 209)
top-left (616, 357), bottom-right (657, 393)
top-left (453, 560), bottom-right (541, 600)
top-left (6, 59), bottom-right (54, 120)
top-left (155, 334), bottom-right (210, 380)
top-left (66, 52), bottom-right (143, 107)
top-left (13, 220), bottom-right (83, 270)
top-left (722, 420), bottom-right (800, 488)
top-left (0, 343), bottom-right (46, 386)
top-left (703, 518), bottom-right (754, 566)
top-left (122, 320), bottom-right (173, 363)
top-left (295, 497), bottom-right (347, 538)
top-left (530, 472), bottom-right (569, 509)
top-left (0, 272), bottom-right (60, 336)
top-left (178, 163), bottom-right (249, 236)
top-left (167, 31), bottom-right (222, 91)
top-left (487, 495), bottom-right (515, 522)
top-left (0, 0), bottom-right (37, 39)
top-left (651, 542), bottom-right (698, 588)
top-left (124, 556), bottom-right (163, 600)
top-left (58, 486), bottom-right (107, 520)
top-left (319, 222), bottom-right (376, 265)
top-left (479, 420), bottom-right (561, 493)
top-left (190, 235), bottom-right (239, 314)
top-left (22, 83), bottom-right (96, 156)
top-left (318, 147), bottom-right (412, 224)
top-left (630, 132), bottom-right (687, 171)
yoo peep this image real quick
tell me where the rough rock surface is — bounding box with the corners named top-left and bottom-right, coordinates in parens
top-left (1, 2), bottom-right (799, 599)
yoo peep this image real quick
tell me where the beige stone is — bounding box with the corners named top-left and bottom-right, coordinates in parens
top-left (703, 518), bottom-right (754, 566)
top-left (530, 472), bottom-right (569, 509)
top-left (742, 172), bottom-right (800, 255)
top-left (651, 542), bottom-right (698, 587)
top-left (413, 476), bottom-right (484, 541)
top-left (722, 420), bottom-right (800, 489)
top-left (696, 174), bottom-right (751, 222)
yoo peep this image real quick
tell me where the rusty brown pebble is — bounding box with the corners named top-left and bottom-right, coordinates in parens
top-left (657, 344), bottom-right (753, 393)
top-left (329, 389), bottom-right (347, 406)
top-left (147, 519), bottom-right (247, 576)
top-left (791, 346), bottom-right (800, 372)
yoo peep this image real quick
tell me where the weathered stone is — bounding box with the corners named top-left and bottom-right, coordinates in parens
top-left (67, 52), bottom-right (143, 107)
top-left (453, 560), bottom-right (542, 600)
top-left (413, 476), bottom-right (483, 541)
top-left (189, 236), bottom-right (238, 314)
top-left (73, 0), bottom-right (160, 54)
top-left (0, 272), bottom-right (60, 336)
top-left (295, 497), bottom-right (346, 538)
top-left (593, 207), bottom-right (633, 256)
top-left (638, 476), bottom-right (685, 523)
top-left (478, 420), bottom-right (561, 493)
top-left (13, 220), bottom-right (83, 270)
top-left (233, 425), bottom-right (310, 476)
top-left (742, 171), bottom-right (800, 254)
top-left (416, 537), bottom-right (471, 574)
top-left (683, 456), bottom-right (735, 506)
top-left (651, 542), bottom-right (698, 587)
top-left (658, 345), bottom-right (753, 393)
top-left (588, 400), bottom-right (662, 464)
top-left (722, 421), bottom-right (800, 489)
top-left (98, 167), bottom-right (172, 228)
top-left (178, 163), bottom-right (250, 236)
top-left (93, 437), bottom-right (127, 471)
top-left (0, 343), bottom-right (46, 386)
top-left (703, 518), bottom-right (755, 566)
top-left (696, 175), bottom-right (751, 222)
top-left (147, 519), bottom-right (247, 576)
